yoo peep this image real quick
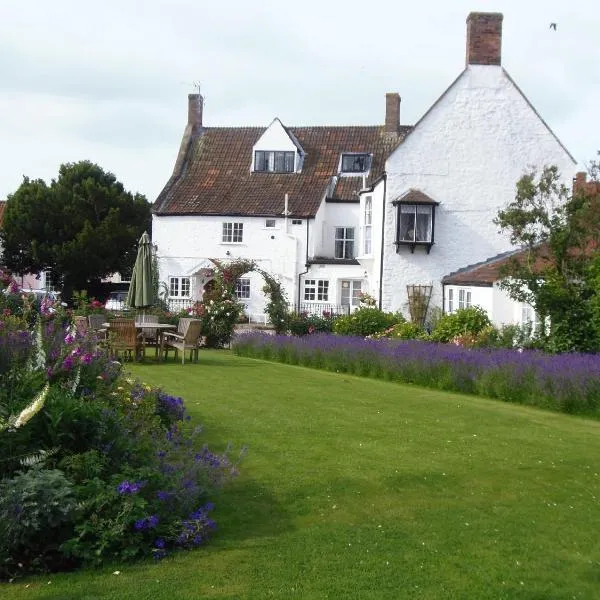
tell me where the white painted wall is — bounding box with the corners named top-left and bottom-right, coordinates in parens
top-left (153, 214), bottom-right (305, 318)
top-left (382, 64), bottom-right (577, 315)
top-left (314, 202), bottom-right (361, 258)
top-left (443, 282), bottom-right (537, 330)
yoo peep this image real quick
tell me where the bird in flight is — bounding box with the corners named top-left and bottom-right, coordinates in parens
top-left (549, 22), bottom-right (557, 31)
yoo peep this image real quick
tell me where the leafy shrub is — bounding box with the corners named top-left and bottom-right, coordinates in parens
top-left (333, 307), bottom-right (404, 337)
top-left (0, 279), bottom-right (240, 578)
top-left (371, 321), bottom-right (426, 340)
top-left (0, 468), bottom-right (78, 578)
top-left (288, 312), bottom-right (336, 336)
top-left (430, 306), bottom-right (491, 343)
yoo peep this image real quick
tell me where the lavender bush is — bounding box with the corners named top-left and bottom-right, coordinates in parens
top-left (233, 332), bottom-right (600, 417)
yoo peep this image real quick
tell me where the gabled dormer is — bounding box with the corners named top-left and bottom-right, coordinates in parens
top-left (251, 118), bottom-right (304, 173)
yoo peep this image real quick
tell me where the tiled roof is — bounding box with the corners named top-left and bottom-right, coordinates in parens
top-left (153, 125), bottom-right (411, 217)
top-left (392, 189), bottom-right (439, 205)
top-left (442, 248), bottom-right (552, 286)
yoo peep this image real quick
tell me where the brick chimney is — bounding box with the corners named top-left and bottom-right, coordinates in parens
top-left (188, 93), bottom-right (203, 129)
top-left (385, 92), bottom-right (401, 135)
top-left (172, 94), bottom-right (204, 177)
top-left (466, 12), bottom-right (503, 66)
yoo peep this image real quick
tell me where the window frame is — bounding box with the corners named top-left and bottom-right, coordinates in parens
top-left (169, 276), bottom-right (191, 298)
top-left (340, 153), bottom-right (372, 174)
top-left (362, 196), bottom-right (373, 256)
top-left (235, 278), bottom-right (251, 300)
top-left (222, 222), bottom-right (244, 244)
top-left (254, 150), bottom-right (296, 173)
top-left (304, 279), bottom-right (329, 302)
top-left (458, 288), bottom-right (472, 310)
top-left (334, 226), bottom-right (355, 259)
top-left (393, 201), bottom-right (437, 254)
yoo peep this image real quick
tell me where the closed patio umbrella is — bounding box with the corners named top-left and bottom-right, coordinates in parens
top-left (126, 232), bottom-right (154, 314)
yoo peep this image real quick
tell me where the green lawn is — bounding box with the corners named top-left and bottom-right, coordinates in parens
top-left (3, 350), bottom-right (600, 599)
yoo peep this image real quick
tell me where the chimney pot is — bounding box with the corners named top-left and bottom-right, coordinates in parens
top-left (466, 12), bottom-right (503, 66)
top-left (188, 93), bottom-right (203, 128)
top-left (385, 92), bottom-right (401, 135)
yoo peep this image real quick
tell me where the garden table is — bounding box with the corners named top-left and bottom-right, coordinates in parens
top-left (103, 322), bottom-right (176, 360)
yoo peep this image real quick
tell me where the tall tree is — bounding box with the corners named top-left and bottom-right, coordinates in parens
top-left (494, 163), bottom-right (600, 352)
top-left (0, 161), bottom-right (151, 300)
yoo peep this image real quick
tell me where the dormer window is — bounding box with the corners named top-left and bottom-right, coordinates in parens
top-left (340, 153), bottom-right (372, 174)
top-left (254, 151), bottom-right (295, 173)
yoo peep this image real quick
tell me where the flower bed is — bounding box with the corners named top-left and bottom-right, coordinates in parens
top-left (0, 275), bottom-right (239, 580)
top-left (232, 332), bottom-right (600, 417)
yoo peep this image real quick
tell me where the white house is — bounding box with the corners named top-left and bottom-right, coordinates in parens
top-left (152, 11), bottom-right (577, 327)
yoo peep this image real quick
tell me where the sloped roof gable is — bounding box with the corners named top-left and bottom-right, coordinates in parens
top-left (153, 125), bottom-right (411, 218)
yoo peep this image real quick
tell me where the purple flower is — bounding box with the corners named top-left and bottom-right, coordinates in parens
top-left (117, 480), bottom-right (145, 495)
top-left (81, 352), bottom-right (94, 365)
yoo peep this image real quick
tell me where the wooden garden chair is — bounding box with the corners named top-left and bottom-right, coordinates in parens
top-left (108, 318), bottom-right (143, 361)
top-left (162, 318), bottom-right (202, 364)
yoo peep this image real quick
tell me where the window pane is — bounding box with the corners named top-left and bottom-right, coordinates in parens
top-left (265, 219), bottom-right (276, 228)
top-left (304, 279), bottom-right (316, 301)
top-left (254, 151), bottom-right (266, 171)
top-left (341, 280), bottom-right (350, 306)
top-left (233, 223), bottom-right (243, 243)
top-left (274, 152), bottom-right (285, 172)
top-left (399, 208), bottom-right (415, 242)
top-left (342, 153), bottom-right (370, 173)
top-left (317, 280), bottom-right (329, 301)
top-left (284, 152), bottom-right (295, 172)
top-left (415, 206), bottom-right (432, 242)
top-left (364, 197), bottom-right (372, 225)
top-left (235, 278), bottom-right (250, 299)
top-left (364, 226), bottom-right (372, 255)
top-left (181, 277), bottom-right (190, 297)
top-left (169, 277), bottom-right (178, 297)
top-left (448, 289), bottom-right (453, 313)
top-left (222, 222), bottom-right (232, 242)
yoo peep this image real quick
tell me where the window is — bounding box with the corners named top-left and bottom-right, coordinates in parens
top-left (341, 280), bottom-right (362, 309)
top-left (304, 279), bottom-right (329, 301)
top-left (341, 153), bottom-right (372, 173)
top-left (169, 276), bottom-right (191, 298)
top-left (398, 204), bottom-right (433, 243)
top-left (254, 151), bottom-right (295, 173)
top-left (222, 222), bottom-right (244, 243)
top-left (448, 288), bottom-right (454, 313)
top-left (334, 227), bottom-right (355, 259)
top-left (458, 289), bottom-right (471, 310)
top-left (363, 196), bottom-right (372, 255)
top-left (235, 278), bottom-right (250, 299)
top-left (43, 270), bottom-right (56, 292)
top-left (265, 219), bottom-right (276, 228)
top-left (291, 219), bottom-right (302, 225)
top-left (521, 304), bottom-right (542, 332)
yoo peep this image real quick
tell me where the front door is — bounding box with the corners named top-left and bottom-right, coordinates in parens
top-left (340, 280), bottom-right (362, 311)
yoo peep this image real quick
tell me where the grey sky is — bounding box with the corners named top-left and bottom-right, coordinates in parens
top-left (1, 0), bottom-right (598, 202)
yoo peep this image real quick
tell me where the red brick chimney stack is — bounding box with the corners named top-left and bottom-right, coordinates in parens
top-left (188, 93), bottom-right (203, 129)
top-left (466, 12), bottom-right (503, 66)
top-left (385, 93), bottom-right (401, 135)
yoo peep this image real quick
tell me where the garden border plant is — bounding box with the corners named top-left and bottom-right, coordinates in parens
top-left (233, 332), bottom-right (600, 418)
top-left (0, 272), bottom-right (240, 580)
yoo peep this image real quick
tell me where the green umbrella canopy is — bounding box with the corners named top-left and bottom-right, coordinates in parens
top-left (126, 232), bottom-right (154, 309)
